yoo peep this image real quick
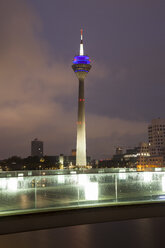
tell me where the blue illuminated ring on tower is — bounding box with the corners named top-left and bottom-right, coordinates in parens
top-left (73, 55), bottom-right (91, 65)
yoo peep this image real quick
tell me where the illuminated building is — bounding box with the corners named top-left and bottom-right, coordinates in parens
top-left (99, 143), bottom-right (150, 168)
top-left (72, 29), bottom-right (91, 166)
top-left (147, 118), bottom-right (165, 167)
top-left (137, 118), bottom-right (165, 169)
top-left (148, 118), bottom-right (165, 156)
top-left (31, 138), bottom-right (43, 157)
top-left (147, 156), bottom-right (164, 167)
top-left (138, 142), bottom-right (150, 165)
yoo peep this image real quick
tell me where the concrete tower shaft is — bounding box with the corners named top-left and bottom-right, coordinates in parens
top-left (72, 30), bottom-right (91, 167)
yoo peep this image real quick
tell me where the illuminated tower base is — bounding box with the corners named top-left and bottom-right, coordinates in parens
top-left (72, 30), bottom-right (91, 167)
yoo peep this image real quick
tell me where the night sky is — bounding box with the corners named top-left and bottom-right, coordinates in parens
top-left (0, 0), bottom-right (165, 159)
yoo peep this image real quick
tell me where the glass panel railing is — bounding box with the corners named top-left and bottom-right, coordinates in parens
top-left (116, 171), bottom-right (152, 202)
top-left (1, 170), bottom-right (165, 216)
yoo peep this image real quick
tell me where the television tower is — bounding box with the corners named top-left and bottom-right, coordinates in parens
top-left (72, 29), bottom-right (91, 167)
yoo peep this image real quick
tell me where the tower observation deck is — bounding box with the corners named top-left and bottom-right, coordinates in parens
top-left (72, 29), bottom-right (91, 167)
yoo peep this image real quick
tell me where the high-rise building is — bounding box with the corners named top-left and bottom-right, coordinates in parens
top-left (148, 118), bottom-right (165, 156)
top-left (72, 29), bottom-right (91, 167)
top-left (138, 142), bottom-right (150, 166)
top-left (147, 118), bottom-right (165, 167)
top-left (31, 138), bottom-right (43, 157)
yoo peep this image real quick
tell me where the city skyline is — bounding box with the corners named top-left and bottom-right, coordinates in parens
top-left (0, 0), bottom-right (165, 159)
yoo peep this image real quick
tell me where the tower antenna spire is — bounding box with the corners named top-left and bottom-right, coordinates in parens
top-left (80, 28), bottom-right (84, 56)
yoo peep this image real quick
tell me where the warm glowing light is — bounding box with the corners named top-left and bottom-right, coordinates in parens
top-left (7, 178), bottom-right (18, 191)
top-left (78, 175), bottom-right (98, 200)
top-left (119, 169), bottom-right (126, 180)
top-left (18, 173), bottom-right (24, 177)
top-left (162, 176), bottom-right (165, 192)
top-left (18, 173), bottom-right (24, 181)
top-left (0, 178), bottom-right (7, 189)
top-left (143, 172), bottom-right (152, 183)
top-left (119, 173), bottom-right (126, 180)
top-left (155, 168), bottom-right (162, 172)
top-left (85, 183), bottom-right (98, 200)
top-left (57, 175), bottom-right (65, 184)
top-left (70, 171), bottom-right (76, 174)
top-left (78, 174), bottom-right (88, 185)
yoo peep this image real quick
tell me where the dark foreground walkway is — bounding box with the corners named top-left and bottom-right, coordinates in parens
top-left (0, 215), bottom-right (165, 248)
top-left (1, 202), bottom-right (165, 235)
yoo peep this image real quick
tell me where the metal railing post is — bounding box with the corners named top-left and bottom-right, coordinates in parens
top-left (35, 178), bottom-right (37, 208)
top-left (115, 173), bottom-right (118, 202)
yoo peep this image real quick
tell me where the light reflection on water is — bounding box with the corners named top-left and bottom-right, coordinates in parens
top-left (0, 217), bottom-right (165, 248)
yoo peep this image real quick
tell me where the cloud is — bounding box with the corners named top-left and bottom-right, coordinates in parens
top-left (0, 0), bottom-right (76, 157)
top-left (87, 114), bottom-right (147, 139)
top-left (86, 114), bottom-right (147, 158)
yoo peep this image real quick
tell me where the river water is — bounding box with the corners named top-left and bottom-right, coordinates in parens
top-left (0, 217), bottom-right (164, 248)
